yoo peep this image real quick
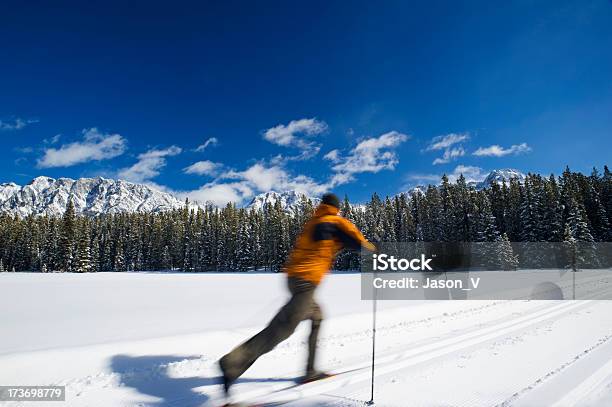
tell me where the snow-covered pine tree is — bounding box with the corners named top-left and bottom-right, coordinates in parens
top-left (75, 226), bottom-right (92, 273)
top-left (566, 198), bottom-right (595, 242)
top-left (216, 208), bottom-right (229, 270)
top-left (59, 200), bottom-right (76, 272)
top-left (274, 200), bottom-right (291, 271)
top-left (543, 175), bottom-right (563, 242)
top-left (235, 218), bottom-right (252, 271)
top-left (248, 210), bottom-right (262, 270)
top-left (586, 182), bottom-right (611, 241)
top-left (472, 191), bottom-right (502, 269)
top-left (487, 180), bottom-right (506, 236)
top-left (161, 245), bottom-right (172, 271)
top-left (197, 212), bottom-right (211, 271)
top-left (563, 224), bottom-right (577, 270)
top-left (504, 178), bottom-right (523, 241)
top-left (100, 235), bottom-right (112, 271)
top-left (421, 185), bottom-right (443, 242)
top-left (15, 216), bottom-right (34, 271)
top-left (381, 197), bottom-right (396, 242)
top-left (90, 235), bottom-right (100, 272)
top-left (181, 242), bottom-right (192, 272)
top-left (335, 196), bottom-right (352, 270)
top-left (44, 218), bottom-right (60, 271)
top-left (439, 174), bottom-right (456, 242)
top-left (602, 166), bottom-right (612, 223)
top-left (365, 193), bottom-right (385, 241)
top-left (474, 192), bottom-right (501, 242)
top-left (565, 198), bottom-right (596, 268)
top-left (519, 176), bottom-right (544, 268)
top-left (113, 238), bottom-right (126, 272)
top-left (498, 233), bottom-right (519, 270)
top-left (452, 174), bottom-right (472, 242)
top-left (396, 193), bottom-right (416, 242)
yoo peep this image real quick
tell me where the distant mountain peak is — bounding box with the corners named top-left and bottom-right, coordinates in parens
top-left (478, 168), bottom-right (525, 188)
top-left (404, 185), bottom-right (426, 198)
top-left (247, 190), bottom-right (319, 211)
top-left (401, 168), bottom-right (526, 197)
top-left (0, 176), bottom-right (188, 217)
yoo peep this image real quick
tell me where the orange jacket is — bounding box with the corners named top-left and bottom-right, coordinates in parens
top-left (284, 203), bottom-right (375, 285)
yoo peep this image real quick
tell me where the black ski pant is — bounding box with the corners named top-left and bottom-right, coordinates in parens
top-left (220, 276), bottom-right (322, 383)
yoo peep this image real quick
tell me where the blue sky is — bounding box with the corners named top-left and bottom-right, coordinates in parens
top-left (1, 0), bottom-right (611, 205)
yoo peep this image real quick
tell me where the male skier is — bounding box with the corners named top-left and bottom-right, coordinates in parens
top-left (219, 193), bottom-right (375, 394)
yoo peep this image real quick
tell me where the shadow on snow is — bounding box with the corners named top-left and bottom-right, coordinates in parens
top-left (109, 354), bottom-right (297, 406)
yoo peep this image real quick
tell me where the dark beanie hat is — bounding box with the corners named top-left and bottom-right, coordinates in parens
top-left (321, 193), bottom-right (340, 209)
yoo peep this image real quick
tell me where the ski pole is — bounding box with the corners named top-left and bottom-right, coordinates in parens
top-left (367, 270), bottom-right (378, 405)
top-left (367, 236), bottom-right (381, 405)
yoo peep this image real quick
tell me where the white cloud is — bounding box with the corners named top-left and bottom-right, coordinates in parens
top-left (43, 134), bottom-right (61, 145)
top-left (448, 165), bottom-right (486, 183)
top-left (426, 133), bottom-right (469, 151)
top-left (288, 175), bottom-right (330, 196)
top-left (184, 182), bottom-right (254, 207)
top-left (263, 118), bottom-right (327, 160)
top-left (405, 173), bottom-right (443, 185)
top-left (405, 165), bottom-right (486, 190)
top-left (330, 131), bottom-right (409, 185)
top-left (183, 160), bottom-right (222, 176)
top-left (223, 163), bottom-right (288, 192)
top-left (183, 161), bottom-right (332, 206)
top-left (0, 118), bottom-right (38, 131)
top-left (473, 143), bottom-right (531, 157)
top-left (426, 133), bottom-right (469, 165)
top-left (37, 128), bottom-right (126, 168)
top-left (323, 149), bottom-right (340, 163)
top-left (180, 128), bottom-right (408, 207)
top-left (328, 172), bottom-right (354, 186)
top-left (118, 146), bottom-right (181, 183)
top-left (264, 118), bottom-right (327, 146)
top-left (432, 146), bottom-right (465, 165)
top-left (194, 137), bottom-right (218, 152)
top-left (223, 163), bottom-right (328, 196)
top-left (14, 146), bottom-right (34, 154)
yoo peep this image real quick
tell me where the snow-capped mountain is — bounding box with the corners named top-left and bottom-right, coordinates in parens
top-left (0, 169), bottom-right (526, 217)
top-left (0, 176), bottom-right (187, 217)
top-left (401, 169), bottom-right (526, 197)
top-left (405, 185), bottom-right (427, 198)
top-left (247, 190), bottom-right (319, 212)
top-left (476, 168), bottom-right (526, 189)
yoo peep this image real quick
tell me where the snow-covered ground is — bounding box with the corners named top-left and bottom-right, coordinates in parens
top-left (2, 271), bottom-right (612, 406)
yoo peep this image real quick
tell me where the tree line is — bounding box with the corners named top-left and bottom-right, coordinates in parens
top-left (0, 166), bottom-right (610, 273)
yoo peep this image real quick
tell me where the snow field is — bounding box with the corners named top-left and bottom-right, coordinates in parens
top-left (2, 272), bottom-right (612, 406)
